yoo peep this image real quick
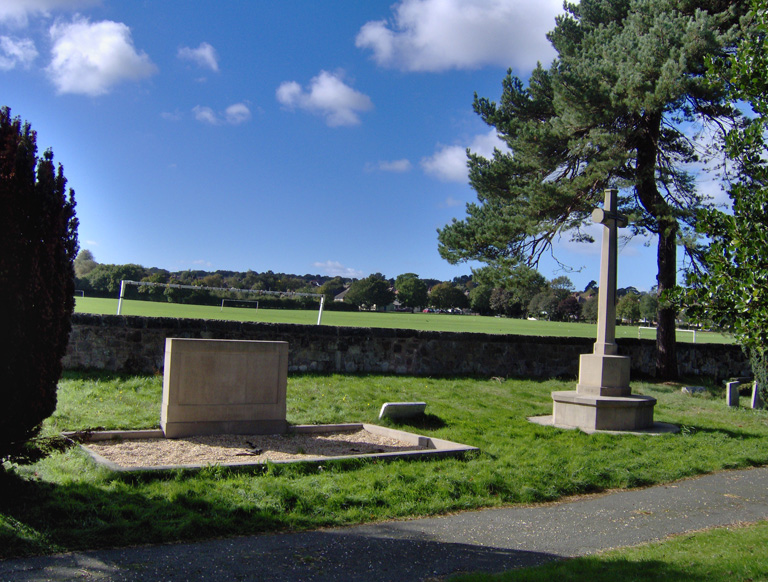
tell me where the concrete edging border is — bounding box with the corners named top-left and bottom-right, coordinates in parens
top-left (63, 424), bottom-right (479, 473)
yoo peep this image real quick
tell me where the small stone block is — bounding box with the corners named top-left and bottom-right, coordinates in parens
top-left (726, 382), bottom-right (740, 407)
top-left (379, 402), bottom-right (427, 420)
top-left (751, 381), bottom-right (764, 409)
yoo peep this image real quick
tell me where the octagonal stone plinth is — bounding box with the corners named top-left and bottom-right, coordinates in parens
top-left (552, 390), bottom-right (656, 431)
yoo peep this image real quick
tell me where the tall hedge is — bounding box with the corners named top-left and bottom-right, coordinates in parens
top-left (0, 107), bottom-right (79, 459)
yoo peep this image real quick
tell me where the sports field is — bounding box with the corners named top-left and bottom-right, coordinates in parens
top-left (74, 297), bottom-right (732, 344)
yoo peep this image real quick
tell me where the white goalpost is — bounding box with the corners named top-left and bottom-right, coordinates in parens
top-left (220, 298), bottom-right (259, 312)
top-left (117, 280), bottom-right (326, 325)
top-left (638, 326), bottom-right (697, 343)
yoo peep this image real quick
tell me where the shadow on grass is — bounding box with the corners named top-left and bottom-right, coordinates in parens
top-left (673, 424), bottom-right (765, 440)
top-left (451, 556), bottom-right (721, 582)
top-left (0, 468), bottom-right (288, 559)
top-left (383, 413), bottom-right (447, 431)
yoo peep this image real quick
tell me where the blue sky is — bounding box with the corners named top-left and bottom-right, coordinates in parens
top-left (0, 0), bottom-right (725, 292)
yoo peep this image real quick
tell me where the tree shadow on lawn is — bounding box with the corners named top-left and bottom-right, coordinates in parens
top-left (451, 556), bottom-right (731, 582)
top-left (381, 412), bottom-right (447, 431)
top-left (671, 423), bottom-right (766, 441)
top-left (0, 483), bottom-right (731, 582)
top-left (0, 467), bottom-right (289, 559)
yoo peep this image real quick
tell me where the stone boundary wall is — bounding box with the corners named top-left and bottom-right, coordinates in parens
top-left (64, 313), bottom-right (751, 381)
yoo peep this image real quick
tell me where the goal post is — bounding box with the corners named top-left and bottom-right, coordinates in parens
top-left (220, 298), bottom-right (259, 311)
top-left (638, 326), bottom-right (697, 343)
top-left (117, 280), bottom-right (326, 325)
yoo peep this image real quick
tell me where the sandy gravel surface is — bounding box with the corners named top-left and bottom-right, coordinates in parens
top-left (85, 429), bottom-right (423, 468)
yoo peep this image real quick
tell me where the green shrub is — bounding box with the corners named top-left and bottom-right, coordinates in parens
top-left (0, 107), bottom-right (79, 461)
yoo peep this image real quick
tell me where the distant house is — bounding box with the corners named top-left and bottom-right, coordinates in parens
top-left (334, 287), bottom-right (351, 302)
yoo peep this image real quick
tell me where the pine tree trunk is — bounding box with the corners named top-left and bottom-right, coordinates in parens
top-left (655, 223), bottom-right (678, 380)
top-left (635, 110), bottom-right (679, 380)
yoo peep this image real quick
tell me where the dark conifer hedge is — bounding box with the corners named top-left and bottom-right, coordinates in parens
top-left (0, 107), bottom-right (79, 460)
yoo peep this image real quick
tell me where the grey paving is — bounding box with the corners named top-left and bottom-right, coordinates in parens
top-left (2, 466), bottom-right (767, 582)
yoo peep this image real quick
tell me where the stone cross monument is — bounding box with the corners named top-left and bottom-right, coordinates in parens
top-left (550, 188), bottom-right (657, 431)
top-left (591, 188), bottom-right (627, 358)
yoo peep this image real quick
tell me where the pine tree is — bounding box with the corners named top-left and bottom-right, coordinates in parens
top-left (0, 107), bottom-right (79, 460)
top-left (437, 0), bottom-right (748, 379)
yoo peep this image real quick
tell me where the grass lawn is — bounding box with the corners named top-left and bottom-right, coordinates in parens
top-left (1, 372), bottom-right (766, 560)
top-left (452, 521), bottom-right (768, 581)
top-left (75, 297), bottom-right (732, 344)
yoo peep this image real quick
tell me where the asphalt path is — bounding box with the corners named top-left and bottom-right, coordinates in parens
top-left (2, 466), bottom-right (767, 582)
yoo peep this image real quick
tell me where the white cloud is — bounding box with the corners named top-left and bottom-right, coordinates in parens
top-left (356, 0), bottom-right (561, 72)
top-left (440, 196), bottom-right (464, 208)
top-left (224, 102), bottom-right (251, 124)
top-left (276, 70), bottom-right (373, 127)
top-left (161, 109), bottom-right (183, 121)
top-left (0, 36), bottom-right (38, 70)
top-left (313, 260), bottom-right (364, 279)
top-left (0, 0), bottom-right (100, 27)
top-left (421, 144), bottom-right (468, 182)
top-left (421, 129), bottom-right (508, 182)
top-left (192, 105), bottom-right (218, 124)
top-left (46, 17), bottom-right (157, 96)
top-left (178, 42), bottom-right (219, 72)
top-left (367, 159), bottom-right (412, 173)
top-left (192, 102), bottom-right (252, 125)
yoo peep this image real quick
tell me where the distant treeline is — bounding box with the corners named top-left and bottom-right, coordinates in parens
top-left (74, 251), bottom-right (361, 310)
top-left (73, 250), bottom-right (660, 321)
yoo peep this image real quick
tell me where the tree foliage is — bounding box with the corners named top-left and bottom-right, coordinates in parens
top-left (437, 0), bottom-right (748, 379)
top-left (395, 273), bottom-right (429, 309)
top-left (680, 0), bottom-right (768, 401)
top-left (74, 249), bottom-right (97, 278)
top-left (469, 284), bottom-right (493, 315)
top-left (0, 107), bottom-right (79, 459)
top-left (345, 273), bottom-right (395, 310)
top-left (428, 283), bottom-right (468, 310)
top-left (617, 293), bottom-right (641, 324)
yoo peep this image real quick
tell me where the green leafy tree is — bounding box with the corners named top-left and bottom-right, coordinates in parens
top-left (74, 249), bottom-right (97, 278)
top-left (556, 294), bottom-right (582, 322)
top-left (469, 284), bottom-right (494, 315)
top-left (428, 282), bottom-right (468, 310)
top-left (617, 293), bottom-right (641, 324)
top-left (489, 288), bottom-right (514, 316)
top-left (83, 263), bottom-right (146, 295)
top-left (318, 276), bottom-right (346, 303)
top-left (681, 0), bottom-right (768, 403)
top-left (528, 290), bottom-right (560, 320)
top-left (475, 264), bottom-right (547, 317)
top-left (395, 273), bottom-right (429, 309)
top-left (640, 293), bottom-right (659, 323)
top-left (0, 107), bottom-right (79, 460)
top-left (582, 294), bottom-right (599, 323)
top-left (437, 0), bottom-right (747, 379)
top-left (345, 273), bottom-right (395, 310)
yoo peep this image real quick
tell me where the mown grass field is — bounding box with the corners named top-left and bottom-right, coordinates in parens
top-left (75, 297), bottom-right (732, 344)
top-left (2, 371), bottom-right (766, 560)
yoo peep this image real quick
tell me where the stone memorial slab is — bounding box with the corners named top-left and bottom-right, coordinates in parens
top-left (726, 381), bottom-right (740, 407)
top-left (161, 338), bottom-right (288, 438)
top-left (378, 402), bottom-right (427, 420)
